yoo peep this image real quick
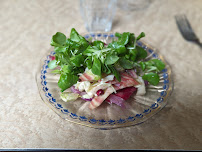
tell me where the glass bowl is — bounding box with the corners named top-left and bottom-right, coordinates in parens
top-left (36, 32), bottom-right (173, 129)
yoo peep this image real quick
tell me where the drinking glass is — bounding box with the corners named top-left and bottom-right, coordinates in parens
top-left (80, 0), bottom-right (117, 32)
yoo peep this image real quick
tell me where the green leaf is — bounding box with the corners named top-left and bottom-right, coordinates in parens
top-left (139, 62), bottom-right (146, 71)
top-left (137, 32), bottom-right (145, 40)
top-left (49, 29), bottom-right (151, 92)
top-left (91, 56), bottom-right (101, 77)
top-left (83, 45), bottom-right (99, 56)
top-left (51, 32), bottom-right (66, 47)
top-left (142, 72), bottom-right (160, 86)
top-left (54, 47), bottom-right (67, 53)
top-left (92, 40), bottom-right (104, 50)
top-left (78, 37), bottom-right (89, 51)
top-left (129, 49), bottom-right (138, 61)
top-left (70, 54), bottom-right (85, 67)
top-left (105, 53), bottom-right (119, 65)
top-left (108, 41), bottom-right (126, 55)
top-left (119, 57), bottom-right (134, 69)
top-left (66, 38), bottom-right (79, 49)
top-left (150, 59), bottom-right (165, 71)
top-left (71, 67), bottom-right (85, 75)
top-left (136, 46), bottom-right (147, 60)
top-left (48, 60), bottom-right (57, 69)
top-left (114, 62), bottom-right (125, 72)
top-left (58, 73), bottom-right (79, 92)
top-left (85, 57), bottom-right (93, 69)
top-left (127, 33), bottom-right (135, 47)
top-left (51, 69), bottom-right (61, 74)
top-left (69, 28), bottom-right (89, 51)
top-left (118, 32), bottom-right (130, 45)
top-left (70, 28), bottom-right (81, 42)
top-left (125, 54), bottom-right (130, 59)
top-left (102, 63), bottom-right (111, 74)
top-left (62, 65), bottom-right (74, 74)
top-left (141, 59), bottom-right (165, 73)
top-left (115, 32), bottom-right (122, 38)
top-left (55, 53), bottom-right (70, 65)
top-left (146, 66), bottom-right (158, 72)
top-left (145, 61), bottom-right (153, 66)
top-left (108, 65), bottom-right (121, 82)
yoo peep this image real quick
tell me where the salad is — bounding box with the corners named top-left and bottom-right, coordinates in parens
top-left (48, 28), bottom-right (165, 109)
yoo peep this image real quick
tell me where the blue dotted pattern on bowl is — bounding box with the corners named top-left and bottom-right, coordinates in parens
top-left (40, 34), bottom-right (170, 126)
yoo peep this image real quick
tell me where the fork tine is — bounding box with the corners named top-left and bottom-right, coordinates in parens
top-left (175, 14), bottom-right (198, 41)
top-left (175, 15), bottom-right (189, 39)
top-left (175, 15), bottom-right (191, 32)
top-left (182, 15), bottom-right (194, 31)
top-left (181, 15), bottom-right (198, 37)
top-left (175, 14), bottom-right (202, 48)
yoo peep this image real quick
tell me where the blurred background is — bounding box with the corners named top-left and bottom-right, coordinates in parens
top-left (0, 0), bottom-right (201, 150)
top-left (1, 0), bottom-right (201, 59)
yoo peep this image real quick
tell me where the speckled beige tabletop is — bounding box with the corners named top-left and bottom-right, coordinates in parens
top-left (0, 0), bottom-right (201, 150)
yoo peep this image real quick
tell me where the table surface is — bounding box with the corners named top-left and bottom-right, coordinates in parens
top-left (0, 0), bottom-right (201, 150)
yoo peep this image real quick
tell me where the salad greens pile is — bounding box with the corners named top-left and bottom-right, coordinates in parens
top-left (48, 28), bottom-right (165, 92)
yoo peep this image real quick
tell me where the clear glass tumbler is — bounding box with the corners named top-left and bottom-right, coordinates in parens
top-left (80, 0), bottom-right (117, 32)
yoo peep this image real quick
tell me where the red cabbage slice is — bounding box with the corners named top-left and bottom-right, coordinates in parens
top-left (144, 80), bottom-right (149, 86)
top-left (70, 86), bottom-right (81, 94)
top-left (105, 94), bottom-right (125, 108)
top-left (81, 97), bottom-right (93, 101)
top-left (105, 86), bottom-right (138, 108)
top-left (115, 87), bottom-right (137, 100)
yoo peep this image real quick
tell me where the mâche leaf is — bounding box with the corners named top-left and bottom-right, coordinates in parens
top-left (51, 32), bottom-right (66, 47)
top-left (115, 32), bottom-right (122, 38)
top-left (85, 56), bottom-right (93, 69)
top-left (54, 46), bottom-right (67, 53)
top-left (105, 53), bottom-right (119, 65)
top-left (108, 41), bottom-right (126, 55)
top-left (142, 72), bottom-right (160, 86)
top-left (136, 46), bottom-right (147, 61)
top-left (127, 33), bottom-right (135, 47)
top-left (150, 59), bottom-right (165, 71)
top-left (83, 45), bottom-right (99, 56)
top-left (139, 61), bottom-right (146, 71)
top-left (92, 40), bottom-right (104, 50)
top-left (119, 57), bottom-right (134, 69)
top-left (137, 32), bottom-right (145, 40)
top-left (70, 28), bottom-right (81, 42)
top-left (48, 60), bottom-right (57, 69)
top-left (139, 59), bottom-right (165, 73)
top-left (62, 64), bottom-right (74, 74)
top-left (70, 54), bottom-right (85, 67)
top-left (91, 56), bottom-right (101, 77)
top-left (58, 73), bottom-right (79, 92)
top-left (102, 63), bottom-right (111, 74)
top-left (118, 32), bottom-right (130, 45)
top-left (49, 28), bottom-right (164, 92)
top-left (108, 65), bottom-right (121, 82)
top-left (51, 69), bottom-right (61, 74)
top-left (128, 48), bottom-right (138, 61)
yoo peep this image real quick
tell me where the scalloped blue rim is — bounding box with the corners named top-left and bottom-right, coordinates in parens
top-left (40, 33), bottom-right (170, 126)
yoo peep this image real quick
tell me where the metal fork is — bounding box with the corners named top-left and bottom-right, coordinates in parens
top-left (175, 14), bottom-right (202, 48)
